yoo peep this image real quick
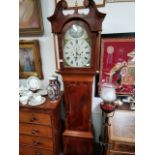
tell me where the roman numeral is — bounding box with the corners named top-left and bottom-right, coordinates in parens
top-left (86, 52), bottom-right (90, 55)
top-left (84, 57), bottom-right (88, 60)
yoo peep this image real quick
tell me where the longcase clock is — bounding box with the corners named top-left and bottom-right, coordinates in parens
top-left (48, 0), bottom-right (106, 154)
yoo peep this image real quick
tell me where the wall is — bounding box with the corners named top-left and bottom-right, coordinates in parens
top-left (19, 0), bottom-right (135, 142)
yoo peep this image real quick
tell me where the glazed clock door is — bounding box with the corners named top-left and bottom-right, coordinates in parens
top-left (58, 21), bottom-right (98, 74)
top-left (63, 24), bottom-right (91, 68)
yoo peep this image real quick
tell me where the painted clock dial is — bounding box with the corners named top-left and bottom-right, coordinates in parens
top-left (63, 24), bottom-right (91, 67)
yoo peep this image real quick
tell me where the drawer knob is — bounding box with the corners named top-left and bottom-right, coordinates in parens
top-left (119, 144), bottom-right (126, 149)
top-left (36, 151), bottom-right (41, 155)
top-left (33, 141), bottom-right (41, 146)
top-left (30, 116), bottom-right (37, 122)
top-left (32, 129), bottom-right (39, 135)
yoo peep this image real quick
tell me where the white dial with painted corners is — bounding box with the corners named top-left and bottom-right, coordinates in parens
top-left (64, 39), bottom-right (91, 67)
top-left (63, 24), bottom-right (91, 67)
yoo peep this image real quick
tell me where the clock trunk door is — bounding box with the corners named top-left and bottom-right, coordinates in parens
top-left (63, 75), bottom-right (93, 131)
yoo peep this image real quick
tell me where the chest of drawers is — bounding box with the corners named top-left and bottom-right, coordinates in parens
top-left (106, 110), bottom-right (135, 155)
top-left (19, 97), bottom-right (61, 155)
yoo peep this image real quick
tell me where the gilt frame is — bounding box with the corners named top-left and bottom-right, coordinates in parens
top-left (19, 0), bottom-right (44, 36)
top-left (19, 40), bottom-right (43, 79)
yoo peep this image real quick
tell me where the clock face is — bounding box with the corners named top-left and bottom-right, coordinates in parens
top-left (63, 24), bottom-right (91, 68)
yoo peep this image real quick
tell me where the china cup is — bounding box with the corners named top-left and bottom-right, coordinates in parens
top-left (19, 95), bottom-right (29, 105)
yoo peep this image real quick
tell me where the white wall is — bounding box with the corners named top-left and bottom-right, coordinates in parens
top-left (100, 2), bottom-right (135, 33)
top-left (20, 0), bottom-right (57, 88)
top-left (19, 0), bottom-right (135, 142)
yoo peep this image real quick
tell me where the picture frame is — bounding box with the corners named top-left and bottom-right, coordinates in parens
top-left (55, 0), bottom-right (106, 9)
top-left (97, 33), bottom-right (135, 96)
top-left (106, 0), bottom-right (135, 3)
top-left (19, 40), bottom-right (43, 79)
top-left (19, 0), bottom-right (44, 36)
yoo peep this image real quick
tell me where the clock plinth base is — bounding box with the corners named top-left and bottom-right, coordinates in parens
top-left (63, 130), bottom-right (94, 155)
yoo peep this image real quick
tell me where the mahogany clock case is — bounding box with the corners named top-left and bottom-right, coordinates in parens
top-left (48, 1), bottom-right (106, 155)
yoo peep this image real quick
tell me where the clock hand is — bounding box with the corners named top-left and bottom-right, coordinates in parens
top-left (74, 49), bottom-right (79, 61)
top-left (75, 47), bottom-right (79, 57)
top-left (75, 56), bottom-right (78, 61)
top-left (74, 47), bottom-right (78, 61)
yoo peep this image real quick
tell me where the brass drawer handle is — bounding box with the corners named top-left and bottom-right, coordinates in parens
top-left (32, 129), bottom-right (39, 135)
top-left (108, 144), bottom-right (112, 149)
top-left (36, 151), bottom-right (41, 155)
top-left (30, 116), bottom-right (37, 122)
top-left (33, 141), bottom-right (41, 146)
top-left (119, 144), bottom-right (126, 149)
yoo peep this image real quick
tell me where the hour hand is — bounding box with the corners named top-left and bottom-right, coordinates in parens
top-left (74, 56), bottom-right (78, 61)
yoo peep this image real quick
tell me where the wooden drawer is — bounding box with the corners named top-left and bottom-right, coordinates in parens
top-left (20, 145), bottom-right (54, 155)
top-left (112, 142), bottom-right (135, 153)
top-left (19, 111), bottom-right (51, 125)
top-left (108, 150), bottom-right (135, 155)
top-left (19, 123), bottom-right (53, 138)
top-left (20, 135), bottom-right (53, 150)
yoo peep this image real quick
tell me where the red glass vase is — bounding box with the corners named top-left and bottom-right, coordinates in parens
top-left (100, 102), bottom-right (116, 113)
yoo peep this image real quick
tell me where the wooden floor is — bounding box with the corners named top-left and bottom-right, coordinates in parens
top-left (94, 143), bottom-right (103, 155)
top-left (60, 143), bottom-right (102, 155)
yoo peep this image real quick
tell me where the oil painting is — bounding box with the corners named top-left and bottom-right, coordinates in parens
top-left (19, 0), bottom-right (44, 36)
top-left (19, 40), bottom-right (43, 79)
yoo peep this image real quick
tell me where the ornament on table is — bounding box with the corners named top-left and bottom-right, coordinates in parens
top-left (47, 75), bottom-right (61, 101)
top-left (100, 83), bottom-right (117, 113)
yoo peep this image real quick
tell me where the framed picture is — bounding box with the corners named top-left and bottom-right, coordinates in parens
top-left (106, 0), bottom-right (135, 2)
top-left (19, 0), bottom-right (44, 36)
top-left (98, 33), bottom-right (135, 96)
top-left (55, 0), bottom-right (106, 9)
top-left (19, 40), bottom-right (43, 79)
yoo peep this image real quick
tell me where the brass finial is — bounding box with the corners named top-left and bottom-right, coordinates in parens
top-left (75, 0), bottom-right (78, 7)
top-left (74, 0), bottom-right (78, 14)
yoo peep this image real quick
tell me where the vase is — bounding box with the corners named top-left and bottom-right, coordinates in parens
top-left (100, 102), bottom-right (116, 113)
top-left (52, 75), bottom-right (61, 90)
top-left (47, 76), bottom-right (60, 101)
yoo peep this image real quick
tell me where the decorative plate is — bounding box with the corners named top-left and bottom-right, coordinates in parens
top-left (37, 89), bottom-right (48, 96)
top-left (28, 96), bottom-right (46, 106)
top-left (27, 76), bottom-right (41, 91)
